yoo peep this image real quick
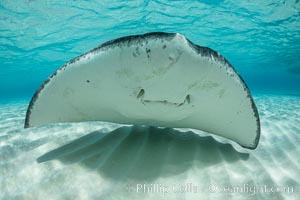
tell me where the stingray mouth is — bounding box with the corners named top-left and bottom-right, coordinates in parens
top-left (136, 88), bottom-right (191, 107)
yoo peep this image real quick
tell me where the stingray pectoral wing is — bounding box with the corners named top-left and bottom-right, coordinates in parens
top-left (24, 32), bottom-right (260, 149)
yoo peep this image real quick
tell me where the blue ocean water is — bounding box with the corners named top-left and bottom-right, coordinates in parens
top-left (0, 0), bottom-right (299, 101)
top-left (1, 2), bottom-right (300, 199)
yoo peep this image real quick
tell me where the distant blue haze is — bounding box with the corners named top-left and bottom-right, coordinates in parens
top-left (0, 0), bottom-right (299, 101)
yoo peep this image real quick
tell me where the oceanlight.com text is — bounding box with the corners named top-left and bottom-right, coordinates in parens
top-left (126, 183), bottom-right (294, 195)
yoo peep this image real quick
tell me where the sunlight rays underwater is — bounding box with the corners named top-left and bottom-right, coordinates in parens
top-left (1, 95), bottom-right (299, 199)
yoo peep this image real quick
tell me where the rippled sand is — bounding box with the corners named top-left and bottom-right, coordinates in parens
top-left (0, 95), bottom-right (299, 200)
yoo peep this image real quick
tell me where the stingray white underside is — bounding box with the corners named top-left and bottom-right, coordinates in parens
top-left (25, 32), bottom-right (260, 149)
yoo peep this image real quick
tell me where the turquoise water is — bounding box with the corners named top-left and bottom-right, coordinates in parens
top-left (1, 1), bottom-right (300, 199)
top-left (0, 0), bottom-right (299, 100)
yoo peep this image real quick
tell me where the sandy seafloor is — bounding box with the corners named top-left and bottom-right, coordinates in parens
top-left (0, 94), bottom-right (299, 200)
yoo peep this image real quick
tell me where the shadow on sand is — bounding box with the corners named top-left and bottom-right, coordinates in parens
top-left (37, 125), bottom-right (249, 181)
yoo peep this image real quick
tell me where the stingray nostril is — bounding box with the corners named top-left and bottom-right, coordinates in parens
top-left (186, 94), bottom-right (191, 104)
top-left (137, 89), bottom-right (145, 99)
top-left (137, 89), bottom-right (190, 106)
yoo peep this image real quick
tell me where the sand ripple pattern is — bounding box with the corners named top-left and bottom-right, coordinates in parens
top-left (0, 95), bottom-right (299, 199)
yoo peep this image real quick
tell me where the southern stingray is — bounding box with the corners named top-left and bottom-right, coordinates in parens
top-left (24, 32), bottom-right (260, 149)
